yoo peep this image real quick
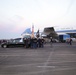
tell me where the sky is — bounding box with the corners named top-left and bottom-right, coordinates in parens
top-left (0, 0), bottom-right (76, 39)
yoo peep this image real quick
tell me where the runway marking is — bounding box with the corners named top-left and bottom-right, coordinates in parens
top-left (0, 53), bottom-right (76, 57)
top-left (37, 66), bottom-right (55, 68)
top-left (48, 61), bottom-right (76, 64)
top-left (2, 60), bottom-right (76, 68)
top-left (13, 67), bottom-right (76, 75)
top-left (52, 67), bottom-right (76, 71)
top-left (1, 63), bottom-right (44, 68)
top-left (41, 47), bottom-right (55, 73)
top-left (0, 55), bottom-right (27, 56)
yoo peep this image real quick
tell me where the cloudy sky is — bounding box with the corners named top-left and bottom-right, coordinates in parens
top-left (0, 0), bottom-right (76, 39)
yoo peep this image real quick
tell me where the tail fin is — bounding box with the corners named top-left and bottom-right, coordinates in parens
top-left (21, 28), bottom-right (31, 35)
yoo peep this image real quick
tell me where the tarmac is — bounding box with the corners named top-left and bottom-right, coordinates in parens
top-left (0, 42), bottom-right (76, 75)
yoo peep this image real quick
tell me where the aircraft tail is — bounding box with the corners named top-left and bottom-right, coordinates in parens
top-left (21, 28), bottom-right (31, 35)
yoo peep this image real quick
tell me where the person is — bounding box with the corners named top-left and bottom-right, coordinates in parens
top-left (50, 37), bottom-right (53, 47)
top-left (69, 38), bottom-right (72, 45)
top-left (41, 38), bottom-right (44, 48)
top-left (33, 37), bottom-right (37, 48)
top-left (38, 38), bottom-right (42, 48)
top-left (30, 38), bottom-right (33, 48)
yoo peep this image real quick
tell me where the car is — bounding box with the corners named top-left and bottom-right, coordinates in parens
top-left (1, 38), bottom-right (25, 48)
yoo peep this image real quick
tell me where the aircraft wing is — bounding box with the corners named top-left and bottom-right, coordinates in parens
top-left (42, 27), bottom-right (58, 38)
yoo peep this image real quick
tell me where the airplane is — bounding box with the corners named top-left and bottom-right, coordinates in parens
top-left (21, 26), bottom-right (76, 42)
top-left (43, 27), bottom-right (76, 42)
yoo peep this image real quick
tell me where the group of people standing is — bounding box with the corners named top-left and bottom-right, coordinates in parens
top-left (23, 36), bottom-right (73, 49)
top-left (23, 37), bottom-right (45, 49)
